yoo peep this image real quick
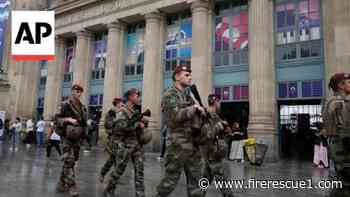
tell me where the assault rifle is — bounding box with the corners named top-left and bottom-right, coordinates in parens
top-left (189, 84), bottom-right (210, 118)
top-left (129, 109), bottom-right (151, 128)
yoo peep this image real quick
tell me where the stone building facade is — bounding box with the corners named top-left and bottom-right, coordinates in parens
top-left (1, 0), bottom-right (350, 161)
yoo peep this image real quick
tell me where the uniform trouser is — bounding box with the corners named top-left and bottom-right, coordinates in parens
top-left (156, 143), bottom-right (203, 197)
top-left (329, 129), bottom-right (350, 195)
top-left (202, 160), bottom-right (233, 197)
top-left (105, 141), bottom-right (145, 197)
top-left (47, 139), bottom-right (62, 157)
top-left (59, 139), bottom-right (81, 187)
top-left (100, 154), bottom-right (116, 177)
top-left (100, 138), bottom-right (116, 177)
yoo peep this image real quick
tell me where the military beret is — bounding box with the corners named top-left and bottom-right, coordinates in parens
top-left (174, 65), bottom-right (192, 74)
top-left (71, 84), bottom-right (84, 92)
top-left (112, 97), bottom-right (123, 105)
top-left (331, 73), bottom-right (350, 82)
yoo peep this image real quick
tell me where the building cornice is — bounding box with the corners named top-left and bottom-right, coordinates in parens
top-left (50, 0), bottom-right (103, 14)
top-left (54, 0), bottom-right (186, 35)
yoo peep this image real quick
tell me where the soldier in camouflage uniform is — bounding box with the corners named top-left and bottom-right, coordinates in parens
top-left (99, 97), bottom-right (124, 183)
top-left (103, 88), bottom-right (146, 197)
top-left (55, 84), bottom-right (88, 197)
top-left (200, 94), bottom-right (234, 197)
top-left (322, 73), bottom-right (350, 196)
top-left (154, 65), bottom-right (206, 197)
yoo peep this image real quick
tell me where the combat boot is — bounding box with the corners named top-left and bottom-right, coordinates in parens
top-left (68, 185), bottom-right (80, 197)
top-left (56, 180), bottom-right (67, 193)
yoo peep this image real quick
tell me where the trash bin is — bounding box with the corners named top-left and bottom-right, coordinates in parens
top-left (243, 138), bottom-right (268, 166)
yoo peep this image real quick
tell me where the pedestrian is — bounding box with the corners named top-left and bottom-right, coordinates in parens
top-left (25, 118), bottom-right (35, 144)
top-left (99, 97), bottom-right (124, 183)
top-left (55, 83), bottom-right (88, 197)
top-left (103, 88), bottom-right (148, 197)
top-left (36, 117), bottom-right (45, 148)
top-left (313, 125), bottom-right (328, 168)
top-left (229, 122), bottom-right (244, 162)
top-left (46, 121), bottom-right (62, 158)
top-left (154, 65), bottom-right (205, 197)
top-left (85, 117), bottom-right (93, 151)
top-left (158, 105), bottom-right (167, 161)
top-left (322, 73), bottom-right (350, 196)
top-left (200, 94), bottom-right (234, 197)
top-left (5, 119), bottom-right (10, 141)
top-left (158, 124), bottom-right (167, 161)
top-left (12, 117), bottom-right (21, 146)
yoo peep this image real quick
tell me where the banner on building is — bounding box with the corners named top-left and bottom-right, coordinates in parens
top-left (0, 0), bottom-right (10, 65)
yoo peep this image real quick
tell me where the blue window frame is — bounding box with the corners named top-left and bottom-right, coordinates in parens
top-left (91, 33), bottom-right (107, 80)
top-left (214, 2), bottom-right (248, 67)
top-left (275, 0), bottom-right (322, 62)
top-left (124, 23), bottom-right (145, 77)
top-left (164, 12), bottom-right (192, 72)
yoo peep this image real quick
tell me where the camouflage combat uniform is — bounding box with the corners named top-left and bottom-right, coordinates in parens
top-left (103, 104), bottom-right (145, 197)
top-left (200, 112), bottom-right (234, 197)
top-left (99, 107), bottom-right (118, 180)
top-left (155, 86), bottom-right (203, 197)
top-left (322, 93), bottom-right (350, 196)
top-left (55, 98), bottom-right (88, 192)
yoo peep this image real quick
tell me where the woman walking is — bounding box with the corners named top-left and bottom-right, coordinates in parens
top-left (46, 122), bottom-right (62, 158)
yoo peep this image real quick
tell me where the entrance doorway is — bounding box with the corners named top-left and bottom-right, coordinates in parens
top-left (278, 99), bottom-right (322, 160)
top-left (220, 102), bottom-right (249, 136)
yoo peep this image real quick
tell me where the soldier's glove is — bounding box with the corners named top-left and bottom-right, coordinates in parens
top-left (141, 117), bottom-right (149, 128)
top-left (194, 105), bottom-right (206, 117)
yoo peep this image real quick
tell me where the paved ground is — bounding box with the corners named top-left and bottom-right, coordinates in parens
top-left (0, 140), bottom-right (332, 197)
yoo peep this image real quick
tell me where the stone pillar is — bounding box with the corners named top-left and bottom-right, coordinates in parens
top-left (11, 61), bottom-right (41, 119)
top-left (100, 21), bottom-right (125, 138)
top-left (247, 0), bottom-right (278, 162)
top-left (73, 30), bottom-right (93, 106)
top-left (3, 0), bottom-right (47, 120)
top-left (190, 0), bottom-right (212, 102)
top-left (207, 1), bottom-right (214, 86)
top-left (142, 12), bottom-right (165, 152)
top-left (324, 0), bottom-right (350, 95)
top-left (43, 37), bottom-right (66, 120)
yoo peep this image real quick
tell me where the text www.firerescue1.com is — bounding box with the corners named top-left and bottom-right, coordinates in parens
top-left (198, 178), bottom-right (343, 190)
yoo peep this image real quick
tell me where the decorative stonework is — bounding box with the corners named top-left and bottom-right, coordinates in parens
top-left (55, 0), bottom-right (147, 28)
top-left (54, 0), bottom-right (187, 34)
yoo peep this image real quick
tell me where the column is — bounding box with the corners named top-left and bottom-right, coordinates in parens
top-left (10, 62), bottom-right (40, 119)
top-left (324, 0), bottom-right (350, 95)
top-left (191, 0), bottom-right (212, 102)
top-left (43, 37), bottom-right (65, 120)
top-left (247, 0), bottom-right (278, 162)
top-left (100, 21), bottom-right (125, 137)
top-left (73, 30), bottom-right (93, 106)
top-left (142, 12), bottom-right (165, 152)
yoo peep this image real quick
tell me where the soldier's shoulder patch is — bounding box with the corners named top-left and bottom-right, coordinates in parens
top-left (163, 92), bottom-right (179, 106)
